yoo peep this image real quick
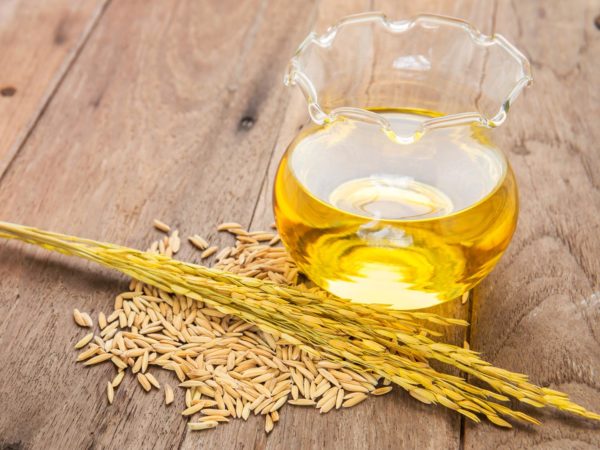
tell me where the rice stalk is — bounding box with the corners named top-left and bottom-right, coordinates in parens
top-left (0, 220), bottom-right (598, 426)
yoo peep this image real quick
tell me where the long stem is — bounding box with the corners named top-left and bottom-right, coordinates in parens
top-left (0, 221), bottom-right (598, 425)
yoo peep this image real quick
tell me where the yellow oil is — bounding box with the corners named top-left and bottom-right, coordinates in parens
top-left (273, 108), bottom-right (518, 310)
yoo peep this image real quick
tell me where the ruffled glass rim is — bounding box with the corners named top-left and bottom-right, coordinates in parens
top-left (284, 12), bottom-right (533, 144)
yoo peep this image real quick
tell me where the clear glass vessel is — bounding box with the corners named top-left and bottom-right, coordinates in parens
top-left (273, 13), bottom-right (532, 310)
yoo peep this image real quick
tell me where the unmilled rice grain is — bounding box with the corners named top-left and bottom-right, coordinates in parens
top-left (112, 371), bottom-right (125, 388)
top-left (201, 246), bottom-right (218, 259)
top-left (153, 219), bottom-right (171, 233)
top-left (372, 386), bottom-right (393, 396)
top-left (72, 221), bottom-right (388, 436)
top-left (342, 393), bottom-right (368, 408)
top-left (137, 373), bottom-right (151, 392)
top-left (165, 384), bottom-right (174, 405)
top-left (83, 353), bottom-right (112, 366)
top-left (107, 381), bottom-right (115, 404)
top-left (73, 309), bottom-right (93, 327)
top-left (98, 312), bottom-right (107, 329)
top-left (189, 235), bottom-right (208, 250)
top-left (74, 333), bottom-right (94, 349)
top-left (265, 414), bottom-right (274, 433)
top-left (146, 372), bottom-right (160, 389)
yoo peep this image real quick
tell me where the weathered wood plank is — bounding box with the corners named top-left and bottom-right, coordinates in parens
top-left (1, 1), bottom-right (597, 449)
top-left (0, 0), bottom-right (109, 177)
top-left (246, 1), bottom-right (497, 449)
top-left (464, 1), bottom-right (600, 448)
top-left (0, 0), bottom-right (317, 448)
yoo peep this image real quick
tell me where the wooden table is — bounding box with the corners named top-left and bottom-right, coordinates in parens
top-left (0, 1), bottom-right (598, 449)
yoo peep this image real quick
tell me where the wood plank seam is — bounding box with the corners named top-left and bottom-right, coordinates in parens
top-left (0, 0), bottom-right (112, 183)
top-left (175, 1), bottom-right (308, 446)
top-left (247, 96), bottom-right (289, 230)
top-left (459, 2), bottom-right (498, 448)
top-left (246, 2), bottom-right (322, 233)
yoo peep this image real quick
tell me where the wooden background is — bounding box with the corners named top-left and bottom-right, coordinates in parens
top-left (0, 1), bottom-right (599, 449)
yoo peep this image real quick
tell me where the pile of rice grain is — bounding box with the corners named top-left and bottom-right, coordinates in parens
top-left (73, 220), bottom-right (392, 434)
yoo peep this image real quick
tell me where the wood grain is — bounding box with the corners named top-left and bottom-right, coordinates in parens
top-left (0, 0), bottom-right (598, 449)
top-left (247, 1), bottom-right (498, 449)
top-left (0, 0), bottom-right (109, 177)
top-left (464, 1), bottom-right (600, 448)
top-left (0, 0), bottom-right (317, 448)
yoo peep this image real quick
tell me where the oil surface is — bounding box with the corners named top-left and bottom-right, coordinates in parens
top-left (274, 109), bottom-right (518, 309)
